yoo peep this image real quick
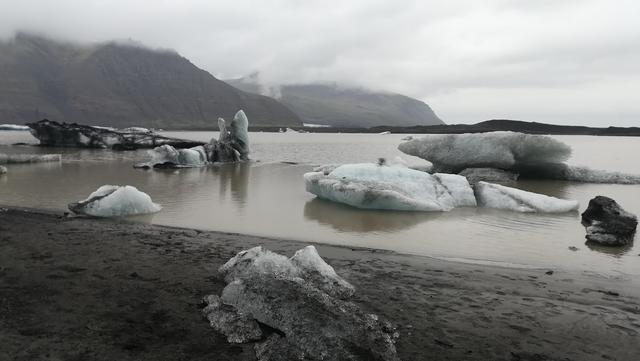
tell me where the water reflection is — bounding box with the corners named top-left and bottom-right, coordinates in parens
top-left (303, 198), bottom-right (438, 233)
top-left (214, 162), bottom-right (251, 207)
top-left (585, 239), bottom-right (635, 257)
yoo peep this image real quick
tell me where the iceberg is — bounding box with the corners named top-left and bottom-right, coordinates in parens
top-left (27, 119), bottom-right (203, 150)
top-left (0, 153), bottom-right (61, 164)
top-left (398, 131), bottom-right (571, 173)
top-left (0, 166), bottom-right (6, 174)
top-left (304, 163), bottom-right (476, 211)
top-left (136, 110), bottom-right (249, 168)
top-left (68, 185), bottom-right (162, 217)
top-left (475, 181), bottom-right (579, 213)
top-left (204, 246), bottom-right (399, 360)
top-left (0, 124), bottom-right (29, 131)
top-left (399, 131), bottom-right (640, 184)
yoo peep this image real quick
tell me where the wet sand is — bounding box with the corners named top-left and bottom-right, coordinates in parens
top-left (1, 207), bottom-right (639, 361)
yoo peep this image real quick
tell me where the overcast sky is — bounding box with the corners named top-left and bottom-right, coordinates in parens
top-left (1, 0), bottom-right (638, 126)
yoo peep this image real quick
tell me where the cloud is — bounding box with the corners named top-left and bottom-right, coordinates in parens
top-left (0, 0), bottom-right (638, 125)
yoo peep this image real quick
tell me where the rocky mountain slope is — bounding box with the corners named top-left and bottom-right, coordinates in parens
top-left (0, 33), bottom-right (301, 128)
top-left (226, 76), bottom-right (444, 128)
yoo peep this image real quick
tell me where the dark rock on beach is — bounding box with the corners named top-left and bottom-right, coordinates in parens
top-left (581, 196), bottom-right (638, 246)
top-left (27, 119), bottom-right (203, 150)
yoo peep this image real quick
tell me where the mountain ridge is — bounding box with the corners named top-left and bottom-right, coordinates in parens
top-left (0, 33), bottom-right (301, 128)
top-left (226, 76), bottom-right (444, 128)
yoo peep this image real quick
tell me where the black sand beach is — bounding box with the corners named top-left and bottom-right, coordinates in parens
top-left (1, 208), bottom-right (639, 361)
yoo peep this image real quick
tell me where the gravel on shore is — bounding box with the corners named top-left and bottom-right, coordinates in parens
top-left (1, 207), bottom-right (639, 361)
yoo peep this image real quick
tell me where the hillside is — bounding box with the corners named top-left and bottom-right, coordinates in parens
top-left (0, 33), bottom-right (301, 128)
top-left (226, 76), bottom-right (444, 128)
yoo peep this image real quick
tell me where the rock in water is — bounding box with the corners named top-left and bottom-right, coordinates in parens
top-left (0, 165), bottom-right (6, 174)
top-left (581, 196), bottom-right (638, 246)
top-left (68, 185), bottom-right (162, 217)
top-left (304, 163), bottom-right (477, 212)
top-left (27, 119), bottom-right (203, 150)
top-left (203, 246), bottom-right (399, 361)
top-left (459, 167), bottom-right (519, 185)
top-left (475, 181), bottom-right (579, 213)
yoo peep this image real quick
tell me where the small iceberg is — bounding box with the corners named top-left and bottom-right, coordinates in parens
top-left (0, 153), bottom-right (61, 164)
top-left (0, 124), bottom-right (29, 131)
top-left (68, 185), bottom-right (162, 217)
top-left (304, 163), bottom-right (477, 211)
top-left (136, 110), bottom-right (249, 168)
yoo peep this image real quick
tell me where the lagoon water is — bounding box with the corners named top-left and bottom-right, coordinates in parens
top-left (1, 130), bottom-right (639, 278)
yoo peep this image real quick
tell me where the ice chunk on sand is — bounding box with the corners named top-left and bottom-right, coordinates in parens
top-left (220, 245), bottom-right (354, 299)
top-left (475, 181), bottom-right (579, 213)
top-left (68, 185), bottom-right (162, 217)
top-left (304, 163), bottom-right (476, 211)
top-left (398, 131), bottom-right (572, 173)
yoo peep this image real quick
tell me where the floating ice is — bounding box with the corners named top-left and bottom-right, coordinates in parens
top-left (0, 165), bottom-right (6, 174)
top-left (0, 124), bottom-right (29, 131)
top-left (475, 181), bottom-right (579, 213)
top-left (398, 131), bottom-right (572, 173)
top-left (68, 185), bottom-right (162, 217)
top-left (0, 153), bottom-right (61, 164)
top-left (136, 110), bottom-right (249, 168)
top-left (304, 163), bottom-right (476, 211)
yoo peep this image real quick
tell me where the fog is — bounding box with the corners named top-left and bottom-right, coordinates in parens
top-left (0, 0), bottom-right (638, 126)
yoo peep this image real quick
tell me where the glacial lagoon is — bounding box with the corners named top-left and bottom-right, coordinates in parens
top-left (1, 130), bottom-right (639, 278)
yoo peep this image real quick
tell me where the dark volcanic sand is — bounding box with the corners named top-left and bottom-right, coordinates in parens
top-left (1, 208), bottom-right (639, 361)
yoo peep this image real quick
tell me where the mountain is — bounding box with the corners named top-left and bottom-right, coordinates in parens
top-left (226, 76), bottom-right (444, 128)
top-left (0, 33), bottom-right (301, 128)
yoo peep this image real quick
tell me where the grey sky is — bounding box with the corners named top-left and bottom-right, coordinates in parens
top-left (1, 0), bottom-right (638, 126)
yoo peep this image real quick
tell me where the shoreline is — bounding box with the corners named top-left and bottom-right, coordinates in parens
top-left (1, 207), bottom-right (639, 360)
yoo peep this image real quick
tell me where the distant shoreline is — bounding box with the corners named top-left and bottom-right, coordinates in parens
top-left (162, 119), bottom-right (640, 136)
top-left (1, 207), bottom-right (639, 360)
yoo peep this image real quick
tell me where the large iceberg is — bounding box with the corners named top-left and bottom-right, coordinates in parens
top-left (399, 131), bottom-right (640, 184)
top-left (398, 131), bottom-right (571, 173)
top-left (136, 110), bottom-right (250, 168)
top-left (203, 246), bottom-right (399, 361)
top-left (27, 119), bottom-right (202, 150)
top-left (304, 163), bottom-right (477, 211)
top-left (475, 181), bottom-right (579, 213)
top-left (304, 162), bottom-right (580, 213)
top-left (68, 185), bottom-right (162, 217)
